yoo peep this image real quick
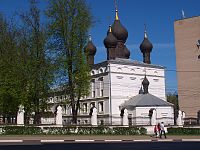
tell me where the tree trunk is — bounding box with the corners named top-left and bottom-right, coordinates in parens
top-left (34, 112), bottom-right (41, 124)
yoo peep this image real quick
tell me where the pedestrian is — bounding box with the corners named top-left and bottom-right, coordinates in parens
top-left (153, 125), bottom-right (159, 138)
top-left (160, 122), bottom-right (167, 139)
top-left (157, 123), bottom-right (161, 136)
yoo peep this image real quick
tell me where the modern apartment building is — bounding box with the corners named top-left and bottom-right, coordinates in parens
top-left (174, 16), bottom-right (200, 124)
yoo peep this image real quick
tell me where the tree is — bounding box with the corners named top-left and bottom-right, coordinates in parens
top-left (19, 0), bottom-right (54, 124)
top-left (46, 0), bottom-right (92, 123)
top-left (0, 14), bottom-right (23, 122)
top-left (167, 93), bottom-right (179, 124)
top-left (0, 0), bottom-right (55, 124)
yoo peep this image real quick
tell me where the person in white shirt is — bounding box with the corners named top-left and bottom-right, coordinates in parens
top-left (159, 122), bottom-right (167, 139)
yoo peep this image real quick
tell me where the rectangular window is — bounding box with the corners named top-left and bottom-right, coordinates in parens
top-left (83, 103), bottom-right (87, 114)
top-left (100, 120), bottom-right (104, 125)
top-left (99, 77), bottom-right (104, 97)
top-left (98, 101), bottom-right (104, 112)
top-left (91, 79), bottom-right (95, 97)
top-left (92, 91), bottom-right (95, 98)
top-left (100, 89), bottom-right (103, 97)
top-left (90, 102), bottom-right (95, 108)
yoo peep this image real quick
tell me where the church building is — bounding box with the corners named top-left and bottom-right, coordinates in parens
top-left (59, 5), bottom-right (174, 126)
top-left (46, 3), bottom-right (174, 126)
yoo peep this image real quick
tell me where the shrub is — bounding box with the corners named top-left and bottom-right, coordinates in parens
top-left (168, 127), bottom-right (200, 135)
top-left (2, 126), bottom-right (43, 135)
top-left (77, 127), bottom-right (112, 135)
top-left (0, 126), bottom-right (147, 135)
top-left (112, 127), bottom-right (146, 135)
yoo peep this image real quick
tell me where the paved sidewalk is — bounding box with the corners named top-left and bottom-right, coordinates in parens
top-left (0, 135), bottom-right (200, 142)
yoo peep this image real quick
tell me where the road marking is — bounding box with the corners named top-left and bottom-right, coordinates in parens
top-left (0, 140), bottom-right (23, 143)
top-left (1, 139), bottom-right (200, 143)
top-left (157, 139), bottom-right (173, 142)
top-left (75, 140), bottom-right (95, 142)
top-left (41, 140), bottom-right (64, 143)
top-left (105, 140), bottom-right (122, 142)
top-left (182, 139), bottom-right (200, 142)
top-left (134, 139), bottom-right (152, 142)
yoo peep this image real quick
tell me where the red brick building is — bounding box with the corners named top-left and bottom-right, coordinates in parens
top-left (174, 16), bottom-right (200, 124)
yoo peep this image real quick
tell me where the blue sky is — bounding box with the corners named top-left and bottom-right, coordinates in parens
top-left (1, 0), bottom-right (200, 93)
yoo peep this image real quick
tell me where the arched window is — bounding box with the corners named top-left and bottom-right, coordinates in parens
top-left (90, 102), bottom-right (95, 108)
top-left (99, 68), bottom-right (103, 74)
top-left (98, 101), bottom-right (104, 113)
top-left (154, 71), bottom-right (158, 76)
top-left (91, 70), bottom-right (95, 75)
top-left (117, 67), bottom-right (122, 72)
top-left (91, 79), bottom-right (95, 98)
top-left (130, 69), bottom-right (135, 72)
top-left (83, 103), bottom-right (87, 114)
top-left (98, 77), bottom-right (103, 97)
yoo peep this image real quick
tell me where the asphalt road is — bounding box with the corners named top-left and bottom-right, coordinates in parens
top-left (0, 142), bottom-right (200, 150)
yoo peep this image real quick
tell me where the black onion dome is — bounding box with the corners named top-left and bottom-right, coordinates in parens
top-left (111, 10), bottom-right (128, 43)
top-left (112, 20), bottom-right (128, 43)
top-left (142, 75), bottom-right (149, 86)
top-left (124, 45), bottom-right (130, 58)
top-left (84, 35), bottom-right (97, 55)
top-left (140, 31), bottom-right (153, 53)
top-left (104, 26), bottom-right (117, 48)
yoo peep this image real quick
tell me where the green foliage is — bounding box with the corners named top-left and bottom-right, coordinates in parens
top-left (139, 127), bottom-right (147, 135)
top-left (168, 127), bottom-right (200, 135)
top-left (167, 93), bottom-right (179, 110)
top-left (0, 126), bottom-right (147, 135)
top-left (19, 0), bottom-right (55, 124)
top-left (0, 0), bottom-right (93, 124)
top-left (167, 93), bottom-right (179, 121)
top-left (43, 127), bottom-right (76, 135)
top-left (0, 0), bottom-right (56, 124)
top-left (46, 0), bottom-right (93, 123)
top-left (1, 126), bottom-right (43, 135)
top-left (0, 14), bottom-right (23, 117)
top-left (77, 127), bottom-right (113, 135)
top-left (112, 127), bottom-right (145, 135)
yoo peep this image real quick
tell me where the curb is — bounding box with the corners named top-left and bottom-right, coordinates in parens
top-left (0, 139), bottom-right (200, 143)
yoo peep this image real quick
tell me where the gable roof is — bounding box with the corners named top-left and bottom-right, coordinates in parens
top-left (120, 93), bottom-right (173, 110)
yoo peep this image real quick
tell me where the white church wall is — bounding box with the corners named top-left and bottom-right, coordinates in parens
top-left (148, 76), bottom-right (166, 100)
top-left (102, 74), bottom-right (109, 97)
top-left (134, 107), bottom-right (174, 125)
top-left (104, 99), bottom-right (109, 114)
top-left (46, 60), bottom-right (169, 126)
top-left (109, 63), bottom-right (166, 100)
top-left (109, 62), bottom-right (166, 125)
top-left (135, 107), bottom-right (150, 125)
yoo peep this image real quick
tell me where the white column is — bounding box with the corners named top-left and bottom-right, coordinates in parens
top-left (56, 106), bottom-right (62, 126)
top-left (122, 109), bottom-right (129, 126)
top-left (17, 105), bottom-right (25, 125)
top-left (151, 109), bottom-right (156, 125)
top-left (182, 111), bottom-right (185, 125)
top-left (91, 107), bottom-right (97, 126)
top-left (176, 110), bottom-right (183, 126)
